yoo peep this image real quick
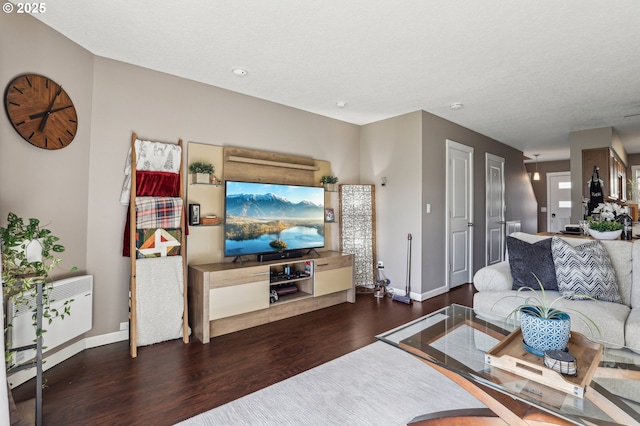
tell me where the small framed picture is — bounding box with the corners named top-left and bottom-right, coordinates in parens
top-left (325, 208), bottom-right (335, 223)
top-left (189, 203), bottom-right (201, 226)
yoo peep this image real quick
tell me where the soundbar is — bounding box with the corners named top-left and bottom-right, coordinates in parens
top-left (257, 250), bottom-right (303, 262)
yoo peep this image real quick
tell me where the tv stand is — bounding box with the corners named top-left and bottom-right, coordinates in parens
top-left (306, 248), bottom-right (320, 257)
top-left (232, 256), bottom-right (245, 265)
top-left (187, 251), bottom-right (354, 343)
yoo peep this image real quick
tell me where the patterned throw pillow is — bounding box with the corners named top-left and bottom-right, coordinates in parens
top-left (507, 236), bottom-right (558, 290)
top-left (551, 236), bottom-right (621, 303)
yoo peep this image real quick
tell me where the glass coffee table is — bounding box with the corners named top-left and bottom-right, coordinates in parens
top-left (377, 304), bottom-right (640, 425)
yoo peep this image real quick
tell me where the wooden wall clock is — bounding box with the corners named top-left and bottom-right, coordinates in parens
top-left (4, 73), bottom-right (78, 150)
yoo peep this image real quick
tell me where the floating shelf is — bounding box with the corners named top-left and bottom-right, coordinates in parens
top-left (226, 155), bottom-right (319, 171)
top-left (190, 183), bottom-right (223, 186)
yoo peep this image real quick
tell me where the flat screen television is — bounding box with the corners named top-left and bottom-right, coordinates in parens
top-left (224, 181), bottom-right (325, 259)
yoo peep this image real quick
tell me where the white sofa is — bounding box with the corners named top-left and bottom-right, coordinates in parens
top-left (473, 232), bottom-right (640, 351)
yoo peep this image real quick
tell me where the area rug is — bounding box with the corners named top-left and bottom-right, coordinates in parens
top-left (176, 341), bottom-right (485, 425)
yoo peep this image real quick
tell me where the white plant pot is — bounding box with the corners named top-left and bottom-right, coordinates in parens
top-left (11, 239), bottom-right (43, 265)
top-left (587, 229), bottom-right (622, 240)
top-left (324, 183), bottom-right (337, 192)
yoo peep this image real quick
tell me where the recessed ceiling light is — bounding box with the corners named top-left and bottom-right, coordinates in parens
top-left (232, 67), bottom-right (248, 77)
top-left (336, 101), bottom-right (348, 108)
top-left (450, 102), bottom-right (463, 110)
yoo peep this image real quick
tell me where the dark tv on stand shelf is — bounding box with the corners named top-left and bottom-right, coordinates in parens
top-left (224, 180), bottom-right (325, 261)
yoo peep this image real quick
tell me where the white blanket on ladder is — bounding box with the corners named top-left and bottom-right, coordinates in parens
top-left (135, 256), bottom-right (185, 346)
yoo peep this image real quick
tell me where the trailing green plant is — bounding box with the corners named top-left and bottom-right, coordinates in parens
top-left (494, 273), bottom-right (601, 336)
top-left (188, 161), bottom-right (214, 174)
top-left (320, 175), bottom-right (338, 184)
top-left (1, 212), bottom-right (75, 363)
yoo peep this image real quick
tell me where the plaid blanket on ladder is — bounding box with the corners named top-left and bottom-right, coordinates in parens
top-left (135, 196), bottom-right (183, 229)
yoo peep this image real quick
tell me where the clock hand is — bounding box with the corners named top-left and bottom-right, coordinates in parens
top-left (38, 86), bottom-right (62, 132)
top-left (29, 105), bottom-right (74, 120)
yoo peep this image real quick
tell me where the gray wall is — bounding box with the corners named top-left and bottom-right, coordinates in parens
top-left (421, 111), bottom-right (537, 294)
top-left (360, 111), bottom-right (537, 300)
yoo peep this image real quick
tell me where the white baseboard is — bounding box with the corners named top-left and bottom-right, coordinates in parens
top-left (388, 284), bottom-right (448, 302)
top-left (419, 285), bottom-right (448, 301)
top-left (8, 330), bottom-right (128, 389)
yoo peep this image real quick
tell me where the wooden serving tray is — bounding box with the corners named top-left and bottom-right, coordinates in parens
top-left (484, 328), bottom-right (602, 398)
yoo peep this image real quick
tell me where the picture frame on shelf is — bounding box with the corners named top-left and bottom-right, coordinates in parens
top-left (325, 208), bottom-right (335, 223)
top-left (189, 203), bottom-right (201, 225)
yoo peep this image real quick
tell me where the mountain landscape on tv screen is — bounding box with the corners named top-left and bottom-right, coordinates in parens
top-left (224, 191), bottom-right (325, 255)
top-left (226, 193), bottom-right (323, 219)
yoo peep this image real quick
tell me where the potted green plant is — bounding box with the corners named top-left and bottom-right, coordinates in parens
top-left (1, 212), bottom-right (74, 363)
top-left (320, 175), bottom-right (338, 192)
top-left (497, 275), bottom-right (600, 356)
top-left (188, 161), bottom-right (215, 184)
top-left (588, 202), bottom-right (623, 239)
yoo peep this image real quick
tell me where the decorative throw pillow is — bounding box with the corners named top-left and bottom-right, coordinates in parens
top-left (507, 236), bottom-right (558, 290)
top-left (551, 236), bottom-right (621, 303)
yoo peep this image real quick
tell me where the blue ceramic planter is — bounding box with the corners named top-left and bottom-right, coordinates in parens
top-left (520, 306), bottom-right (571, 356)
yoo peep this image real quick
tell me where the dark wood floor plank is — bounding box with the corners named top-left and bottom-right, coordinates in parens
top-left (12, 284), bottom-right (475, 425)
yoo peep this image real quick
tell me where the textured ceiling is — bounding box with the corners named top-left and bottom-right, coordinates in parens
top-left (24, 0), bottom-right (640, 161)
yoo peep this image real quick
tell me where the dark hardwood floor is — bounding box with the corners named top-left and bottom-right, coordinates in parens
top-left (12, 284), bottom-right (475, 425)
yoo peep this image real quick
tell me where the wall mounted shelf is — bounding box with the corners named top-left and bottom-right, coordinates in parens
top-left (226, 155), bottom-right (320, 171)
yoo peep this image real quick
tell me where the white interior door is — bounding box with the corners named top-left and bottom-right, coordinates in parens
top-left (446, 140), bottom-right (474, 289)
top-left (547, 172), bottom-right (572, 233)
top-left (485, 154), bottom-right (505, 266)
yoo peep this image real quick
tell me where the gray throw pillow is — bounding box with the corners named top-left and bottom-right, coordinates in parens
top-left (507, 236), bottom-right (558, 290)
top-left (551, 236), bottom-right (621, 303)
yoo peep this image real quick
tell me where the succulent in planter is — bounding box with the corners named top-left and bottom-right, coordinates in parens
top-left (320, 175), bottom-right (339, 191)
top-left (320, 175), bottom-right (339, 185)
top-left (189, 162), bottom-right (215, 184)
top-left (1, 212), bottom-right (75, 362)
top-left (496, 274), bottom-right (600, 356)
